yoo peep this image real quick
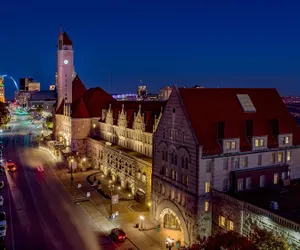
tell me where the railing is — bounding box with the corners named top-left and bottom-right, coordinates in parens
top-left (212, 190), bottom-right (300, 232)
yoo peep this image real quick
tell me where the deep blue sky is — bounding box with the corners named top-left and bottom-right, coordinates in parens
top-left (0, 0), bottom-right (300, 99)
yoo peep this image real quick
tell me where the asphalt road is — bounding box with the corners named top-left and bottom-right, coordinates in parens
top-left (1, 111), bottom-right (126, 250)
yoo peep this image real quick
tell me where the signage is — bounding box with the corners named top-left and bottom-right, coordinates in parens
top-left (111, 194), bottom-right (119, 204)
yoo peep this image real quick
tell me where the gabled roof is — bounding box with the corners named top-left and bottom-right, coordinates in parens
top-left (72, 75), bottom-right (87, 102)
top-left (63, 32), bottom-right (72, 46)
top-left (81, 87), bottom-right (115, 117)
top-left (71, 98), bottom-right (90, 118)
top-left (177, 88), bottom-right (298, 156)
top-left (106, 101), bottom-right (166, 133)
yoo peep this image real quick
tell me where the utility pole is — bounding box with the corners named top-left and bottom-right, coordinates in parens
top-left (109, 184), bottom-right (114, 218)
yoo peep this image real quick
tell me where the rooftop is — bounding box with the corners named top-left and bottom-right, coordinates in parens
top-left (231, 179), bottom-right (300, 224)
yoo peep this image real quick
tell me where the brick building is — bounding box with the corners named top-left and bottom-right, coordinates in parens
top-left (151, 86), bottom-right (300, 247)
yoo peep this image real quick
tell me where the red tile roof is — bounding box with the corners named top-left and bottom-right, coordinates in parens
top-left (56, 98), bottom-right (65, 115)
top-left (177, 88), bottom-right (298, 156)
top-left (72, 75), bottom-right (87, 102)
top-left (81, 87), bottom-right (115, 117)
top-left (71, 97), bottom-right (90, 118)
top-left (63, 32), bottom-right (72, 46)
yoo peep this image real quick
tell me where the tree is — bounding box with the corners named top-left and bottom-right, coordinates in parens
top-left (45, 115), bottom-right (53, 129)
top-left (250, 227), bottom-right (289, 250)
top-left (186, 232), bottom-right (258, 250)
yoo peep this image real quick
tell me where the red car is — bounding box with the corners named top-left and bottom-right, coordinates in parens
top-left (36, 166), bottom-right (44, 172)
top-left (110, 228), bottom-right (127, 242)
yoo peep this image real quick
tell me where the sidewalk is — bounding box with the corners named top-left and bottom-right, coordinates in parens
top-left (41, 147), bottom-right (165, 250)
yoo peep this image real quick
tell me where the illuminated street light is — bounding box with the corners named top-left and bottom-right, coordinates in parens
top-left (93, 124), bottom-right (96, 128)
top-left (139, 215), bottom-right (145, 230)
top-left (118, 186), bottom-right (121, 190)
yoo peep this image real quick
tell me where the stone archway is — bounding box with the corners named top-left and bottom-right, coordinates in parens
top-left (156, 199), bottom-right (190, 246)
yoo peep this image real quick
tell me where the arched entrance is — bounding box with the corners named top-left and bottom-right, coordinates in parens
top-left (156, 200), bottom-right (190, 247)
top-left (159, 209), bottom-right (184, 243)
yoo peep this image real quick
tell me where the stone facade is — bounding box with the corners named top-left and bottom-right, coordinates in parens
top-left (212, 190), bottom-right (300, 250)
top-left (87, 137), bottom-right (152, 204)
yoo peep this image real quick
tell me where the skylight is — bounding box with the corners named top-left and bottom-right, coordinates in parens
top-left (237, 94), bottom-right (256, 113)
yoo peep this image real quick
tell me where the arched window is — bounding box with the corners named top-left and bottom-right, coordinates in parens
top-left (185, 158), bottom-right (189, 169)
top-left (174, 154), bottom-right (177, 166)
top-left (181, 156), bottom-right (184, 168)
top-left (142, 172), bottom-right (147, 183)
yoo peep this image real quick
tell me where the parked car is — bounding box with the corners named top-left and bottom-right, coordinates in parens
top-left (0, 212), bottom-right (7, 221)
top-left (110, 228), bottom-right (127, 242)
top-left (0, 236), bottom-right (6, 250)
top-left (0, 220), bottom-right (6, 237)
top-left (0, 197), bottom-right (4, 206)
top-left (0, 183), bottom-right (4, 190)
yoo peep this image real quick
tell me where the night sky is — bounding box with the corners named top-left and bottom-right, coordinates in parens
top-left (0, 0), bottom-right (300, 99)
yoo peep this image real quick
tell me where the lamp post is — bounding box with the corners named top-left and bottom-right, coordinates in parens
top-left (166, 237), bottom-right (174, 250)
top-left (70, 159), bottom-right (74, 182)
top-left (139, 215), bottom-right (145, 230)
top-left (109, 184), bottom-right (114, 218)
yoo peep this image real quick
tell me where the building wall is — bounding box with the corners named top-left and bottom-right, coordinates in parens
top-left (70, 118), bottom-right (92, 153)
top-left (151, 88), bottom-right (210, 246)
top-left (200, 145), bottom-right (300, 194)
top-left (212, 190), bottom-right (300, 250)
top-left (55, 114), bottom-right (72, 147)
top-left (87, 138), bottom-right (152, 205)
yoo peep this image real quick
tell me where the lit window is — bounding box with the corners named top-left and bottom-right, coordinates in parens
top-left (231, 141), bottom-right (236, 149)
top-left (260, 139), bottom-right (264, 146)
top-left (271, 153), bottom-right (275, 164)
top-left (171, 189), bottom-right (175, 200)
top-left (277, 152), bottom-right (283, 163)
top-left (260, 175), bottom-right (265, 187)
top-left (228, 220), bottom-right (234, 231)
top-left (284, 136), bottom-right (289, 144)
top-left (205, 201), bottom-right (209, 212)
top-left (205, 181), bottom-right (210, 193)
top-left (255, 139), bottom-right (259, 147)
top-left (287, 151), bottom-right (291, 161)
top-left (242, 156), bottom-right (248, 167)
top-left (177, 192), bottom-right (181, 203)
top-left (226, 141), bottom-right (230, 149)
top-left (274, 173), bottom-right (279, 184)
top-left (142, 174), bottom-right (146, 183)
top-left (219, 215), bottom-right (226, 227)
top-left (237, 178), bottom-right (243, 191)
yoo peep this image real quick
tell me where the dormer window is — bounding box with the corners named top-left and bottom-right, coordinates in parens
top-left (255, 139), bottom-right (264, 147)
top-left (225, 140), bottom-right (237, 151)
top-left (283, 136), bottom-right (289, 144)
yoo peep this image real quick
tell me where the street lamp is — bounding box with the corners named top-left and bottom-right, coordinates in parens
top-left (166, 237), bottom-right (175, 250)
top-left (70, 159), bottom-right (74, 182)
top-left (139, 215), bottom-right (144, 230)
top-left (109, 184), bottom-right (114, 218)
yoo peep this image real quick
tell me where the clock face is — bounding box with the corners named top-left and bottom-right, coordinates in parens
top-left (64, 60), bottom-right (69, 65)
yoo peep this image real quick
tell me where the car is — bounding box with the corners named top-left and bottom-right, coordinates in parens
top-left (0, 183), bottom-right (4, 190)
top-left (36, 166), bottom-right (44, 172)
top-left (0, 197), bottom-right (4, 207)
top-left (110, 228), bottom-right (127, 242)
top-left (0, 220), bottom-right (6, 237)
top-left (0, 212), bottom-right (6, 221)
top-left (0, 236), bottom-right (6, 250)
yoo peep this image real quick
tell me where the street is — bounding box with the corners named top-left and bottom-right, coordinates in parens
top-left (1, 111), bottom-right (135, 250)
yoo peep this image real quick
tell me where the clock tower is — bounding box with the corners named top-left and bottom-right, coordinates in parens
top-left (57, 28), bottom-right (74, 109)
